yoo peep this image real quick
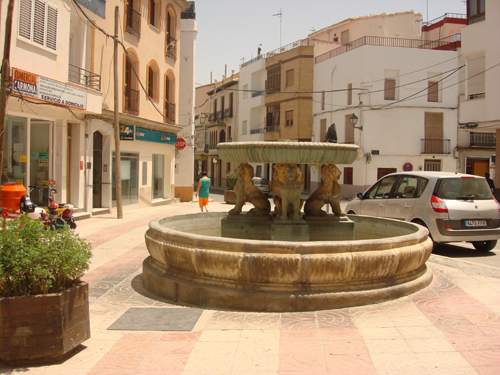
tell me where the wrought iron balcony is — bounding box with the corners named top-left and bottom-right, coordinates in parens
top-left (266, 125), bottom-right (280, 132)
top-left (216, 111), bottom-right (222, 120)
top-left (166, 33), bottom-right (177, 60)
top-left (164, 100), bottom-right (175, 123)
top-left (124, 86), bottom-right (139, 115)
top-left (421, 139), bottom-right (451, 154)
top-left (224, 108), bottom-right (233, 118)
top-left (208, 113), bottom-right (216, 122)
top-left (126, 5), bottom-right (141, 37)
top-left (68, 64), bottom-right (101, 91)
top-left (470, 132), bottom-right (496, 148)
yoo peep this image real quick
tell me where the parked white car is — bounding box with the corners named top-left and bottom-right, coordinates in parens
top-left (345, 171), bottom-right (500, 251)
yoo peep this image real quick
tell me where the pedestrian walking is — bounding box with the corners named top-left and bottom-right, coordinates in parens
top-left (485, 172), bottom-right (495, 193)
top-left (196, 171), bottom-right (210, 212)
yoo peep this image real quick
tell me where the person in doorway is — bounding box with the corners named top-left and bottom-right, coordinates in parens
top-left (485, 173), bottom-right (495, 193)
top-left (196, 171), bottom-right (210, 212)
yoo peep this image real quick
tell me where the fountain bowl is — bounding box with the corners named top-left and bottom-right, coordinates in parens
top-left (143, 212), bottom-right (433, 312)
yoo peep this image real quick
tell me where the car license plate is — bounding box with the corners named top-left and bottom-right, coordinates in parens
top-left (464, 220), bottom-right (487, 228)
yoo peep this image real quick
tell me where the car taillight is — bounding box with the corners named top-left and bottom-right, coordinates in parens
top-left (494, 198), bottom-right (500, 212)
top-left (431, 195), bottom-right (448, 213)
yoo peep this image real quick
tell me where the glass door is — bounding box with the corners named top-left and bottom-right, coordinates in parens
top-left (29, 120), bottom-right (51, 206)
top-left (152, 154), bottom-right (164, 199)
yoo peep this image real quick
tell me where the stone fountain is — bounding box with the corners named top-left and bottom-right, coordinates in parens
top-left (143, 142), bottom-right (433, 312)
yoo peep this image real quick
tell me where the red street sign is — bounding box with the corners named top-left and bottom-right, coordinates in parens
top-left (176, 138), bottom-right (186, 150)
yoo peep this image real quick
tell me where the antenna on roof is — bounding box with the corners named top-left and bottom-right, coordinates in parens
top-left (273, 8), bottom-right (283, 49)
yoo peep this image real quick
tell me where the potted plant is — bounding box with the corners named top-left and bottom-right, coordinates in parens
top-left (224, 172), bottom-right (238, 204)
top-left (0, 215), bottom-right (92, 364)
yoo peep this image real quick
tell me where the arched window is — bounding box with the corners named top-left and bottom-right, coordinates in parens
top-left (147, 61), bottom-right (159, 100)
top-left (124, 50), bottom-right (139, 115)
top-left (165, 7), bottom-right (176, 59)
top-left (164, 71), bottom-right (175, 123)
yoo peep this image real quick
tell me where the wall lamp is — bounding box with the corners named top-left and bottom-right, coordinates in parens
top-left (350, 114), bottom-right (362, 131)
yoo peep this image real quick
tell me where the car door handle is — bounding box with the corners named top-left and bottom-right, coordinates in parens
top-left (379, 203), bottom-right (385, 207)
top-left (404, 204), bottom-right (412, 208)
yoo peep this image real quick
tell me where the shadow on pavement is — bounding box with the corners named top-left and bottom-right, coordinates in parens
top-left (433, 243), bottom-right (497, 258)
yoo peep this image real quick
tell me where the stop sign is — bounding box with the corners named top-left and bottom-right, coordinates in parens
top-left (176, 137), bottom-right (186, 150)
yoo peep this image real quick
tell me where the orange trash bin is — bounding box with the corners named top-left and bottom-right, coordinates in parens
top-left (1, 183), bottom-right (27, 219)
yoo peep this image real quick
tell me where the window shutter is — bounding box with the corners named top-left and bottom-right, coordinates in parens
top-left (384, 79), bottom-right (396, 100)
top-left (33, 0), bottom-right (45, 46)
top-left (19, 0), bottom-right (32, 40)
top-left (428, 81), bottom-right (438, 102)
top-left (46, 3), bottom-right (57, 50)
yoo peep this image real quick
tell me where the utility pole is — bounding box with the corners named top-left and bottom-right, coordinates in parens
top-left (113, 6), bottom-right (123, 218)
top-left (0, 0), bottom-right (15, 178)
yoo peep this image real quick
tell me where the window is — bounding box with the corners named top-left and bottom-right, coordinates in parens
top-left (424, 159), bottom-right (441, 171)
top-left (345, 114), bottom-right (354, 144)
top-left (320, 119), bottom-right (327, 142)
top-left (243, 84), bottom-right (248, 99)
top-left (147, 64), bottom-right (159, 100)
top-left (18, 0), bottom-right (58, 51)
top-left (285, 110), bottom-right (293, 126)
top-left (467, 0), bottom-right (485, 24)
top-left (428, 81), bottom-right (439, 102)
top-left (321, 91), bottom-right (325, 111)
top-left (149, 0), bottom-right (160, 28)
top-left (347, 83), bottom-right (352, 105)
top-left (124, 52), bottom-right (139, 115)
top-left (366, 175), bottom-right (398, 199)
top-left (2, 116), bottom-right (27, 186)
top-left (467, 54), bottom-right (485, 100)
top-left (393, 176), bottom-right (419, 198)
top-left (424, 112), bottom-right (444, 153)
top-left (229, 93), bottom-right (233, 117)
top-left (242, 120), bottom-right (247, 135)
top-left (227, 126), bottom-right (232, 141)
top-left (255, 165), bottom-right (262, 177)
top-left (112, 152), bottom-right (139, 206)
top-left (343, 167), bottom-right (353, 185)
top-left (126, 0), bottom-right (141, 37)
top-left (165, 9), bottom-right (176, 59)
top-left (266, 105), bottom-right (280, 127)
top-left (286, 69), bottom-right (294, 86)
top-left (164, 72), bottom-right (175, 122)
top-left (384, 79), bottom-right (396, 100)
top-left (221, 96), bottom-right (225, 119)
top-left (341, 30), bottom-right (349, 44)
top-left (227, 162), bottom-right (231, 173)
top-left (267, 66), bottom-right (281, 92)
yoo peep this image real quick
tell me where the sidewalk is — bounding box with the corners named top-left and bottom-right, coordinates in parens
top-left (1, 199), bottom-right (499, 374)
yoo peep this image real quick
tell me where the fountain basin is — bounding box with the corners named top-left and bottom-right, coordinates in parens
top-left (143, 212), bottom-right (433, 312)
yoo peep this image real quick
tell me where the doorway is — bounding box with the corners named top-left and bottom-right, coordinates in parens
top-left (93, 132), bottom-right (103, 208)
top-left (466, 158), bottom-right (489, 177)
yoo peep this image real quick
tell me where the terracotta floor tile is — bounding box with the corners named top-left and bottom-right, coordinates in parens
top-left (278, 340), bottom-right (325, 372)
top-left (363, 339), bottom-right (412, 354)
top-left (324, 353), bottom-right (378, 375)
top-left (413, 298), bottom-right (458, 315)
top-left (147, 340), bottom-right (197, 355)
top-left (321, 338), bottom-right (369, 355)
top-left (92, 352), bottom-right (146, 370)
top-left (316, 309), bottom-right (355, 329)
top-left (319, 328), bottom-right (363, 342)
top-left (460, 349), bottom-right (500, 367)
top-left (280, 312), bottom-right (317, 330)
top-left (159, 331), bottom-right (202, 342)
top-left (135, 354), bottom-right (189, 372)
top-left (280, 328), bottom-right (320, 340)
top-left (427, 314), bottom-right (473, 327)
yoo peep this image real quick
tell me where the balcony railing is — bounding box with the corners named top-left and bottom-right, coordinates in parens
top-left (250, 128), bottom-right (266, 134)
top-left (422, 13), bottom-right (466, 27)
top-left (224, 108), bottom-right (233, 118)
top-left (124, 86), bottom-right (139, 115)
top-left (470, 132), bottom-right (496, 148)
top-left (126, 5), bottom-right (141, 37)
top-left (208, 113), bottom-right (216, 122)
top-left (266, 126), bottom-right (280, 132)
top-left (316, 35), bottom-right (461, 64)
top-left (164, 100), bottom-right (175, 123)
top-left (468, 92), bottom-right (485, 100)
top-left (68, 64), bottom-right (101, 91)
top-left (166, 33), bottom-right (177, 60)
top-left (216, 110), bottom-right (222, 120)
top-left (421, 139), bottom-right (451, 154)
top-left (265, 39), bottom-right (310, 59)
top-left (251, 90), bottom-right (265, 97)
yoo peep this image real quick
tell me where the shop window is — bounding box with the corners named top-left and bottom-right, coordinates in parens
top-left (152, 154), bottom-right (164, 199)
top-left (2, 116), bottom-right (27, 187)
top-left (112, 152), bottom-right (139, 206)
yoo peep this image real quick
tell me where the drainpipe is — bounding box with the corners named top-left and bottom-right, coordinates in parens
top-left (330, 65), bottom-right (337, 127)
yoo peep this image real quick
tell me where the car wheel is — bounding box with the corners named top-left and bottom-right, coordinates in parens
top-left (412, 220), bottom-right (438, 250)
top-left (471, 240), bottom-right (497, 252)
top-left (347, 210), bottom-right (356, 215)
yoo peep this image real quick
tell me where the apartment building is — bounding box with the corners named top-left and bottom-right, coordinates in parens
top-left (457, 0), bottom-right (500, 186)
top-left (1, 0), bottom-right (193, 213)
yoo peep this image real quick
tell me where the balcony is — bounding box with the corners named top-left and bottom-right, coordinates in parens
top-left (266, 125), bottom-right (280, 133)
top-left (166, 33), bottom-right (177, 60)
top-left (470, 132), bottom-right (496, 148)
top-left (216, 110), bottom-right (222, 121)
top-left (124, 86), bottom-right (139, 115)
top-left (164, 100), bottom-right (175, 123)
top-left (68, 64), bottom-right (101, 91)
top-left (421, 139), bottom-right (451, 154)
top-left (208, 113), bottom-right (216, 122)
top-left (126, 5), bottom-right (141, 38)
top-left (224, 108), bottom-right (233, 118)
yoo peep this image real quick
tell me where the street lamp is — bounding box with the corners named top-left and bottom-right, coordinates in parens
top-left (199, 112), bottom-right (209, 153)
top-left (350, 113), bottom-right (362, 131)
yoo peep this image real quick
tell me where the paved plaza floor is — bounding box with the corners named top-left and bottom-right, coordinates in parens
top-left (1, 197), bottom-right (500, 374)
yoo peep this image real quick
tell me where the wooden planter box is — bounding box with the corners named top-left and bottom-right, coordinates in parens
top-left (224, 190), bottom-right (236, 204)
top-left (0, 282), bottom-right (90, 365)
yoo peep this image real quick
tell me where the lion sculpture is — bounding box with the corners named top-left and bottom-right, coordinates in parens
top-left (304, 164), bottom-right (344, 217)
top-left (228, 163), bottom-right (271, 216)
top-left (271, 163), bottom-right (304, 221)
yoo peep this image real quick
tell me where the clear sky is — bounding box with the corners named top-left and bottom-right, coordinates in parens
top-left (194, 0), bottom-right (467, 86)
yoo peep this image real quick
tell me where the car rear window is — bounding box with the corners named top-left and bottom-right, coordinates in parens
top-left (435, 177), bottom-right (493, 200)
top-left (253, 178), bottom-right (268, 185)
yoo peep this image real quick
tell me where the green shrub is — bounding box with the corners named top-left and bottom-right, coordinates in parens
top-left (0, 215), bottom-right (92, 297)
top-left (226, 172), bottom-right (238, 191)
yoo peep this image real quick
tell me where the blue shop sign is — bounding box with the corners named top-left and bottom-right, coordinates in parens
top-left (135, 127), bottom-right (177, 145)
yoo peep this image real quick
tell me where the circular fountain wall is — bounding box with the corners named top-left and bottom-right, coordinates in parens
top-left (144, 213), bottom-right (433, 312)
